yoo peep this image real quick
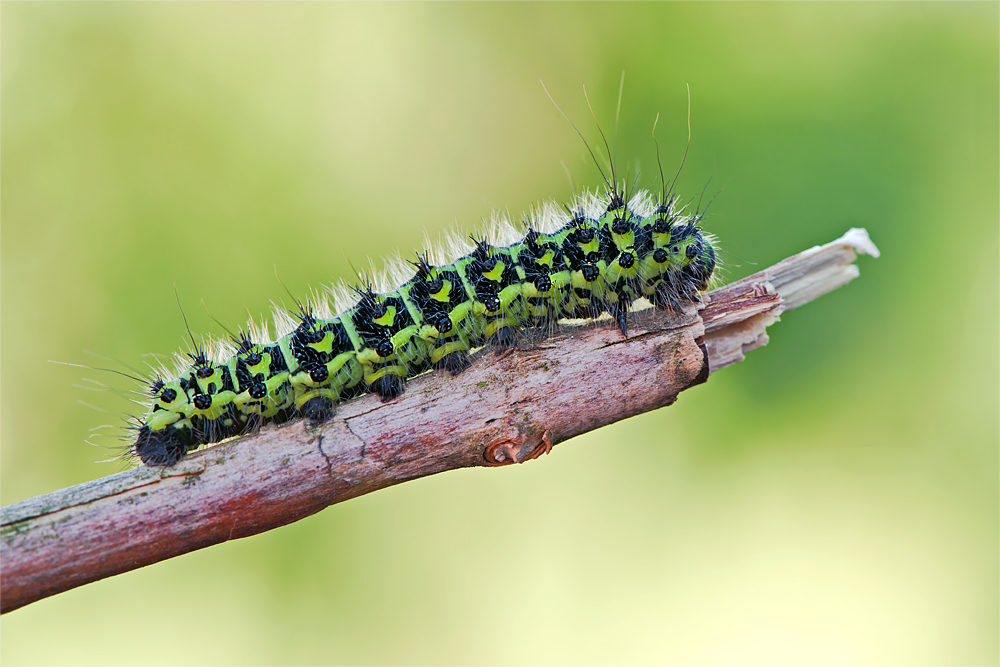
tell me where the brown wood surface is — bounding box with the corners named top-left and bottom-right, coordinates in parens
top-left (0, 229), bottom-right (878, 614)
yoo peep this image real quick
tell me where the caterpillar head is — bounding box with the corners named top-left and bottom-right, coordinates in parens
top-left (664, 225), bottom-right (702, 266)
top-left (668, 224), bottom-right (717, 290)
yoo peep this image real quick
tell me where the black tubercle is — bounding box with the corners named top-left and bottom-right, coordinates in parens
top-left (308, 363), bottom-right (329, 383)
top-left (653, 217), bottom-right (672, 234)
top-left (233, 332), bottom-right (256, 355)
top-left (483, 294), bottom-right (501, 313)
top-left (533, 274), bottom-right (552, 292)
top-left (187, 350), bottom-right (211, 375)
top-left (427, 311), bottom-right (452, 334)
top-left (374, 339), bottom-right (394, 358)
top-left (354, 288), bottom-right (387, 320)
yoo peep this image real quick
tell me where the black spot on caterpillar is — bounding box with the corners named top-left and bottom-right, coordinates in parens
top-left (130, 86), bottom-right (719, 467)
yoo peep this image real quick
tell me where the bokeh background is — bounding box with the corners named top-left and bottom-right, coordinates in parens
top-left (2, 3), bottom-right (997, 664)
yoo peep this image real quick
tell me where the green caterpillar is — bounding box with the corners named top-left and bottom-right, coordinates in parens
top-left (134, 186), bottom-right (717, 466)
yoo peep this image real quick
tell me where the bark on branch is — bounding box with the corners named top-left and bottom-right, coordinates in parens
top-left (0, 229), bottom-right (879, 614)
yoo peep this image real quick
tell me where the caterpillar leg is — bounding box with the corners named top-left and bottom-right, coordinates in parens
top-left (301, 396), bottom-right (337, 424)
top-left (368, 373), bottom-right (405, 401)
top-left (488, 326), bottom-right (519, 351)
top-left (433, 351), bottom-right (472, 375)
top-left (190, 414), bottom-right (237, 446)
top-left (609, 301), bottom-right (630, 338)
top-left (239, 412), bottom-right (265, 437)
top-left (651, 285), bottom-right (684, 314)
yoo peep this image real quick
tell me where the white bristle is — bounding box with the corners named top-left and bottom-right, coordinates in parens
top-left (324, 280), bottom-right (361, 314)
top-left (271, 304), bottom-right (298, 339)
top-left (485, 210), bottom-right (523, 247)
top-left (576, 190), bottom-right (608, 220)
top-left (535, 200), bottom-right (572, 234)
top-left (169, 352), bottom-right (191, 379)
top-left (434, 226), bottom-right (475, 266)
top-left (306, 286), bottom-right (334, 320)
top-left (383, 251), bottom-right (418, 289)
top-left (207, 337), bottom-right (236, 364)
top-left (247, 316), bottom-right (272, 346)
top-left (629, 191), bottom-right (656, 217)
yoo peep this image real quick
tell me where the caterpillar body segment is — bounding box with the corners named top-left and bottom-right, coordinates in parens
top-left (133, 189), bottom-right (718, 466)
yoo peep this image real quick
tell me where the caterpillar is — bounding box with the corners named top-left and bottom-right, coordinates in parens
top-left (131, 95), bottom-right (719, 467)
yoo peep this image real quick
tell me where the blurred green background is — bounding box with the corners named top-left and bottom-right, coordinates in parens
top-left (2, 2), bottom-right (997, 664)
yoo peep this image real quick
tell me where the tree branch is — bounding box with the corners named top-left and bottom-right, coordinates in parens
top-left (0, 229), bottom-right (879, 614)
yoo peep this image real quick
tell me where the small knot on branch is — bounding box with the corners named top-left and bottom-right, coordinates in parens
top-left (483, 429), bottom-right (553, 466)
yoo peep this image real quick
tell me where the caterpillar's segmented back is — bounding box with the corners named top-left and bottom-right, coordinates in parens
top-left (134, 187), bottom-right (717, 466)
